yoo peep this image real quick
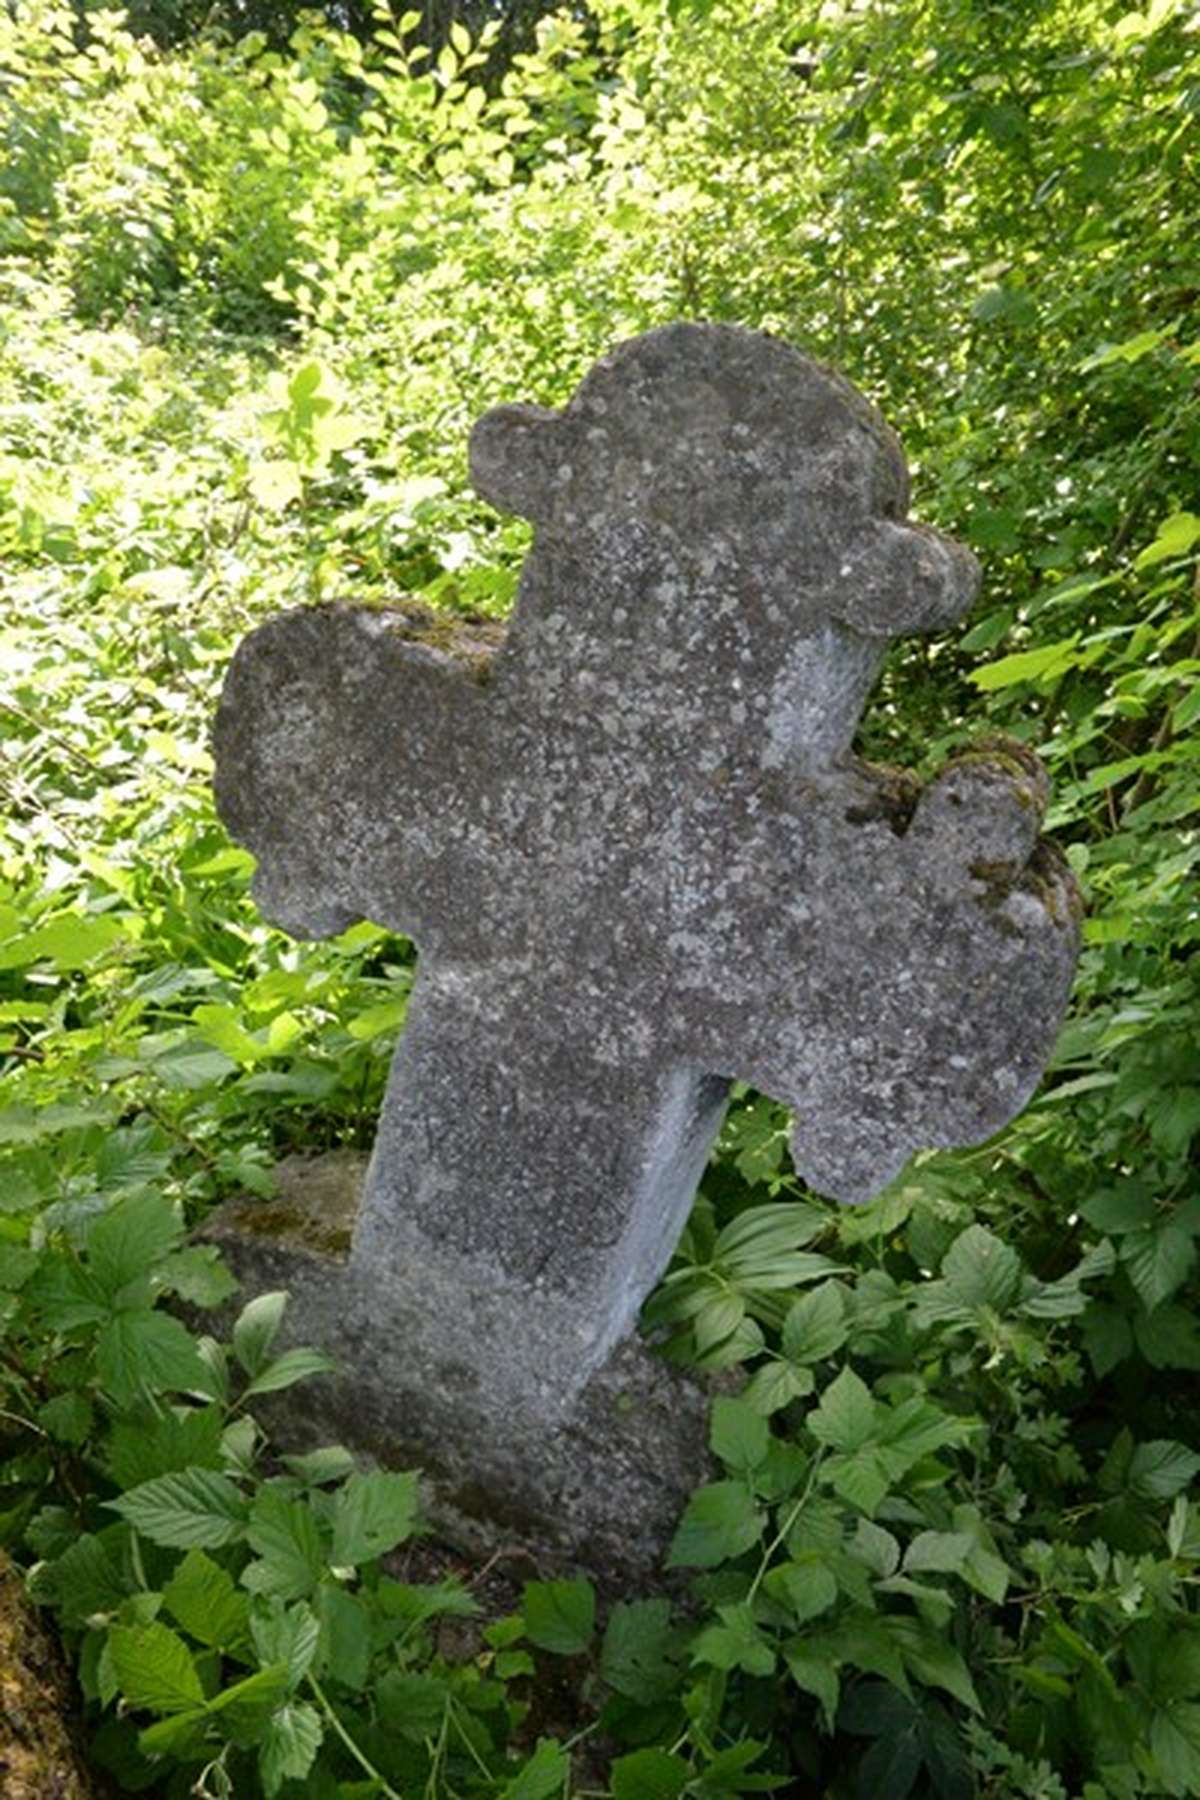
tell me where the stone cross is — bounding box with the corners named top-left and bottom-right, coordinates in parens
top-left (212, 324), bottom-right (1079, 1553)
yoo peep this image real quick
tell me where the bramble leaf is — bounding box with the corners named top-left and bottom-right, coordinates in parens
top-left (163, 1548), bottom-right (250, 1651)
top-left (107, 1468), bottom-right (248, 1548)
top-left (259, 1702), bottom-right (323, 1795)
top-left (522, 1577), bottom-right (595, 1654)
top-left (244, 1489), bottom-right (327, 1599)
top-left (667, 1481), bottom-right (763, 1568)
top-left (110, 1622), bottom-right (204, 1714)
top-left (710, 1395), bottom-right (769, 1472)
top-left (96, 1311), bottom-right (208, 1407)
top-left (330, 1469), bottom-right (420, 1566)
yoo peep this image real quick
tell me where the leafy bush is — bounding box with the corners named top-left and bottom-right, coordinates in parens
top-left (1, 0), bottom-right (1198, 1791)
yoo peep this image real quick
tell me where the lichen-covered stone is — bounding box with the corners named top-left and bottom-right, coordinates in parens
top-left (0, 1553), bottom-right (95, 1800)
top-left (210, 323), bottom-right (1080, 1564)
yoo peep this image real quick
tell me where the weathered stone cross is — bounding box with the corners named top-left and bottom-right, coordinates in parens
top-left (212, 324), bottom-right (1079, 1559)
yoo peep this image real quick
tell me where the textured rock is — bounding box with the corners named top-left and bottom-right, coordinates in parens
top-left (0, 1553), bottom-right (95, 1800)
top-left (210, 323), bottom-right (1080, 1566)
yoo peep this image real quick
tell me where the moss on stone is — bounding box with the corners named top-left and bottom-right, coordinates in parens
top-left (386, 603), bottom-right (507, 687)
top-left (0, 1553), bottom-right (95, 1800)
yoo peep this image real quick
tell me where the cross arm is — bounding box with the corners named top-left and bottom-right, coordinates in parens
top-left (213, 604), bottom-right (503, 948)
top-left (699, 747), bottom-right (1080, 1205)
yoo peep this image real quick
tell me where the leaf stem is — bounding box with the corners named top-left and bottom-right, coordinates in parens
top-left (307, 1672), bottom-right (403, 1799)
top-left (746, 1447), bottom-right (825, 1608)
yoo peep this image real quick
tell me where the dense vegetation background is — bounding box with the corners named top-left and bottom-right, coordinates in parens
top-left (0, 0), bottom-right (1198, 1794)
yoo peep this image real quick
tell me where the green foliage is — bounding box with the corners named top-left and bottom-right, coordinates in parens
top-left (2, 1192), bottom-right (612, 1796)
top-left (1, 0), bottom-right (1199, 1792)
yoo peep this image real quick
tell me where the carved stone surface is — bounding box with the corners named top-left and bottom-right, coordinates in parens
top-left (210, 323), bottom-right (1080, 1566)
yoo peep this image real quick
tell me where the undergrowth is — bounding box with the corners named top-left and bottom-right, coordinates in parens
top-left (1, 0), bottom-right (1198, 1793)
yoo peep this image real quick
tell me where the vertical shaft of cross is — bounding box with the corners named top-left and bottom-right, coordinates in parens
top-left (347, 971), bottom-right (732, 1416)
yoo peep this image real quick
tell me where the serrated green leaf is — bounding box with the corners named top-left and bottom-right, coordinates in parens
top-left (110, 1621), bottom-right (204, 1714)
top-left (86, 1192), bottom-right (184, 1298)
top-left (138, 1709), bottom-right (207, 1758)
top-left (903, 1530), bottom-right (973, 1577)
top-left (710, 1395), bottom-right (769, 1472)
top-left (1081, 1301), bottom-right (1134, 1377)
top-left (192, 1001), bottom-right (268, 1066)
top-left (377, 1577), bottom-right (477, 1625)
top-left (28, 1256), bottom-right (108, 1329)
top-left (601, 1598), bottom-right (679, 1702)
top-left (96, 1311), bottom-right (208, 1407)
top-left (1135, 512), bottom-right (1200, 571)
top-left (785, 1636), bottom-right (840, 1728)
top-left (106, 1405), bottom-right (224, 1489)
top-left (146, 1040), bottom-right (238, 1089)
top-left (763, 1559), bottom-right (839, 1624)
top-left (499, 1738), bottom-right (571, 1800)
top-left (969, 634), bottom-right (1083, 691)
top-left (259, 1701), bottom-right (323, 1796)
top-left (108, 1467), bottom-right (248, 1550)
top-left (879, 1395), bottom-right (972, 1467)
top-left (808, 1366), bottom-right (876, 1452)
top-left (1136, 1305), bottom-right (1200, 1371)
top-left (1080, 1187), bottom-right (1157, 1235)
top-left (825, 1447), bottom-right (891, 1515)
top-left (37, 1391), bottom-right (93, 1446)
top-left (1174, 683), bottom-right (1200, 732)
top-left (1151, 1701), bottom-right (1200, 1795)
top-left (375, 1668), bottom-right (449, 1740)
top-left (522, 1577), bottom-right (595, 1654)
top-left (833, 1609), bottom-right (911, 1694)
top-left (667, 1480), bottom-right (763, 1568)
top-left (156, 1246), bottom-right (239, 1309)
top-left (610, 1748), bottom-right (690, 1800)
top-left (249, 459), bottom-right (303, 511)
top-left (854, 1715), bottom-right (925, 1795)
top-left (742, 1359), bottom-right (812, 1414)
top-left (6, 913), bottom-right (126, 971)
top-left (245, 1489), bottom-right (327, 1599)
top-left (940, 1224), bottom-right (1023, 1310)
top-left (1154, 1633), bottom-right (1200, 1704)
top-left (1081, 325), bottom-right (1172, 369)
top-left (0, 1244), bottom-right (37, 1290)
top-left (888, 1627), bottom-right (978, 1706)
top-left (691, 1601), bottom-right (776, 1676)
top-left (851, 1517), bottom-right (901, 1578)
top-left (962, 1540), bottom-right (1011, 1604)
top-left (782, 1281), bottom-right (847, 1364)
top-left (346, 999), bottom-right (407, 1041)
top-left (163, 1548), bottom-right (249, 1650)
top-left (1123, 1224), bottom-right (1196, 1313)
top-left (282, 1445), bottom-right (357, 1486)
top-left (250, 1599), bottom-right (320, 1686)
top-left (330, 1469), bottom-right (419, 1566)
top-left (315, 1585), bottom-right (370, 1690)
top-left (44, 1533), bottom-right (128, 1627)
top-left (208, 1661), bottom-right (291, 1745)
top-left (1129, 1440), bottom-right (1200, 1501)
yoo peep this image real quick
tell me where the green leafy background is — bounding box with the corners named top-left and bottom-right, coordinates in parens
top-left (1, 0), bottom-right (1198, 1793)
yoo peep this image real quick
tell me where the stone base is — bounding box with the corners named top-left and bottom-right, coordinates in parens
top-left (195, 1154), bottom-right (713, 1585)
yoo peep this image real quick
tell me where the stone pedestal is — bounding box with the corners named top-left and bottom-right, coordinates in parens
top-left (198, 1154), bottom-right (712, 1583)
